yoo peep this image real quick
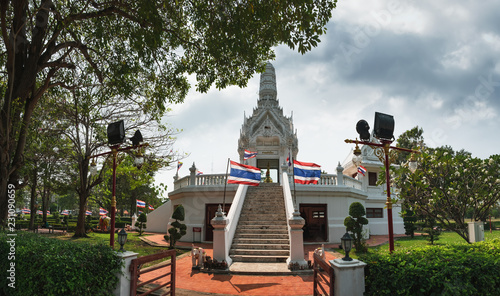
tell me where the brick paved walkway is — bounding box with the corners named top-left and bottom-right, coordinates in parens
top-left (137, 233), bottom-right (401, 295)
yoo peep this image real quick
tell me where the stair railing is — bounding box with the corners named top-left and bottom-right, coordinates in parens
top-left (223, 184), bottom-right (248, 265)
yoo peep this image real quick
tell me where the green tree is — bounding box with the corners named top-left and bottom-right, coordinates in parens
top-left (135, 212), bottom-right (147, 235)
top-left (393, 148), bottom-right (500, 243)
top-left (420, 216), bottom-right (440, 244)
top-left (402, 209), bottom-right (418, 238)
top-left (395, 126), bottom-right (425, 164)
top-left (164, 205), bottom-right (186, 249)
top-left (344, 202), bottom-right (369, 253)
top-left (0, 0), bottom-right (338, 225)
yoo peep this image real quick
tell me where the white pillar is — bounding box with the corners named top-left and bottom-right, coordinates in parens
top-left (468, 221), bottom-right (484, 243)
top-left (330, 258), bottom-right (367, 296)
top-left (287, 210), bottom-right (308, 268)
top-left (114, 251), bottom-right (138, 296)
top-left (211, 206), bottom-right (230, 265)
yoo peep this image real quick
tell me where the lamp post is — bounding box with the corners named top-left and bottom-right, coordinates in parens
top-left (345, 112), bottom-right (419, 253)
top-left (341, 232), bottom-right (353, 261)
top-left (89, 121), bottom-right (147, 248)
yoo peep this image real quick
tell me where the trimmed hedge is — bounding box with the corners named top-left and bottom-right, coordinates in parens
top-left (359, 239), bottom-right (500, 296)
top-left (0, 231), bottom-right (122, 296)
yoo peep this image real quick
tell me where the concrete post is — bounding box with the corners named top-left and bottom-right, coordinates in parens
top-left (336, 162), bottom-right (344, 186)
top-left (211, 206), bottom-right (230, 264)
top-left (468, 221), bottom-right (485, 243)
top-left (287, 210), bottom-right (308, 268)
top-left (131, 214), bottom-right (137, 230)
top-left (189, 163), bottom-right (197, 186)
top-left (114, 251), bottom-right (138, 296)
top-left (330, 258), bottom-right (367, 296)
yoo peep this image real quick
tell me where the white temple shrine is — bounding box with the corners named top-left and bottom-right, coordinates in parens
top-left (146, 62), bottom-right (404, 266)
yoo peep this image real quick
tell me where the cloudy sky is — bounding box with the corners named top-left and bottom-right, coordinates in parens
top-left (156, 0), bottom-right (500, 197)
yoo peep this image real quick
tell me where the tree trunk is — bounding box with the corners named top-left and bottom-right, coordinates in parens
top-left (73, 192), bottom-right (88, 238)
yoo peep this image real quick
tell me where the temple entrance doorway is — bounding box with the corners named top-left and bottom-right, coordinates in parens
top-left (300, 204), bottom-right (328, 242)
top-left (205, 203), bottom-right (231, 241)
top-left (257, 159), bottom-right (280, 183)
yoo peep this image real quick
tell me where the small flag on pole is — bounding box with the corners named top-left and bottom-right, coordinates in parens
top-left (244, 150), bottom-right (258, 160)
top-left (294, 160), bottom-right (321, 184)
top-left (357, 165), bottom-right (367, 176)
top-left (61, 210), bottom-right (69, 216)
top-left (136, 199), bottom-right (146, 208)
top-left (138, 210), bottom-right (143, 214)
top-left (148, 204), bottom-right (154, 211)
top-left (85, 210), bottom-right (92, 216)
top-left (196, 170), bottom-right (203, 175)
top-left (228, 161), bottom-right (261, 186)
top-left (37, 210), bottom-right (43, 215)
top-left (99, 208), bottom-right (108, 216)
top-left (177, 161), bottom-right (183, 172)
top-left (21, 208), bottom-right (30, 214)
top-left (287, 152), bottom-right (292, 167)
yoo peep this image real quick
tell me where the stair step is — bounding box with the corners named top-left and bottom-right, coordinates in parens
top-left (231, 243), bottom-right (289, 250)
top-left (230, 249), bottom-right (289, 256)
top-left (234, 233), bottom-right (289, 239)
top-left (236, 225), bottom-right (288, 230)
top-left (230, 255), bottom-right (289, 263)
top-left (237, 220), bottom-right (288, 226)
top-left (232, 238), bottom-right (290, 244)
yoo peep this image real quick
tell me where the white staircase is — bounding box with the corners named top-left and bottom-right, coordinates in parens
top-left (230, 183), bottom-right (290, 263)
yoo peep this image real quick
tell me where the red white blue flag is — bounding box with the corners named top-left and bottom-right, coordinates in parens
top-left (228, 161), bottom-right (261, 186)
top-left (196, 170), bottom-right (203, 175)
top-left (244, 150), bottom-right (258, 160)
top-left (99, 208), bottom-right (108, 216)
top-left (177, 161), bottom-right (183, 172)
top-left (294, 160), bottom-right (321, 184)
top-left (85, 210), bottom-right (92, 216)
top-left (61, 210), bottom-right (69, 216)
top-left (148, 204), bottom-right (154, 211)
top-left (136, 199), bottom-right (146, 208)
top-left (21, 208), bottom-right (30, 214)
top-left (358, 165), bottom-right (367, 176)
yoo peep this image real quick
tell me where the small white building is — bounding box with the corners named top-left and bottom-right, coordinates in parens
top-left (147, 63), bottom-right (404, 249)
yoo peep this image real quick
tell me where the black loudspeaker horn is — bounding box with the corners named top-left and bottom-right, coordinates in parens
top-left (356, 120), bottom-right (370, 141)
top-left (373, 112), bottom-right (394, 141)
top-left (107, 120), bottom-right (125, 145)
top-left (130, 130), bottom-right (143, 146)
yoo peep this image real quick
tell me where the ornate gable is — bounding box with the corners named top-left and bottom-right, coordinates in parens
top-left (238, 63), bottom-right (298, 164)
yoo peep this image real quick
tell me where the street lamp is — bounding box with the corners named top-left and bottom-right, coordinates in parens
top-left (341, 232), bottom-right (353, 261)
top-left (345, 112), bottom-right (419, 253)
top-left (117, 228), bottom-right (128, 252)
top-left (88, 121), bottom-right (148, 248)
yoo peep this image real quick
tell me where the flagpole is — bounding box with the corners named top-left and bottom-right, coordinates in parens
top-left (222, 158), bottom-right (230, 216)
top-left (290, 148), bottom-right (298, 211)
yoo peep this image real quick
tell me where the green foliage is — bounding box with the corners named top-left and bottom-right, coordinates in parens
top-left (393, 146), bottom-right (500, 243)
top-left (360, 239), bottom-right (500, 296)
top-left (0, 231), bottom-right (122, 296)
top-left (421, 217), bottom-right (441, 244)
top-left (135, 213), bottom-right (147, 235)
top-left (344, 202), bottom-right (368, 253)
top-left (164, 205), bottom-right (187, 249)
top-left (402, 209), bottom-right (418, 238)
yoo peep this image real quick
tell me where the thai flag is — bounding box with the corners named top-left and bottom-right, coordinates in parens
top-left (244, 150), bottom-right (258, 160)
top-left (61, 210), bottom-right (69, 216)
top-left (46, 211), bottom-right (50, 215)
top-left (148, 204), bottom-right (154, 210)
top-left (228, 161), bottom-right (261, 186)
top-left (294, 160), bottom-right (321, 184)
top-left (99, 208), bottom-right (108, 216)
top-left (138, 210), bottom-right (143, 214)
top-left (37, 210), bottom-right (43, 215)
top-left (358, 165), bottom-right (367, 176)
top-left (196, 170), bottom-right (203, 175)
top-left (136, 199), bottom-right (146, 208)
top-left (21, 208), bottom-right (30, 214)
top-left (85, 210), bottom-right (92, 216)
top-left (287, 152), bottom-right (292, 167)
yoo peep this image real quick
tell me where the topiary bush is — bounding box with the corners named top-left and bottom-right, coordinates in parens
top-left (164, 205), bottom-right (186, 249)
top-left (0, 231), bottom-right (122, 296)
top-left (344, 202), bottom-right (368, 253)
top-left (135, 213), bottom-right (147, 235)
top-left (359, 239), bottom-right (500, 296)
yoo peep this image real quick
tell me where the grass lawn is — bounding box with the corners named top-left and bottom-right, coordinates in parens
top-left (336, 230), bottom-right (500, 259)
top-left (47, 231), bottom-right (187, 267)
